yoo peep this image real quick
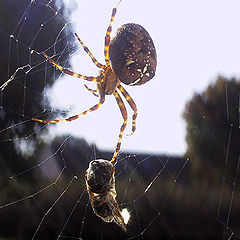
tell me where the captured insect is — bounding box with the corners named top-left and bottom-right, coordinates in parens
top-left (33, 0), bottom-right (157, 163)
top-left (85, 159), bottom-right (128, 231)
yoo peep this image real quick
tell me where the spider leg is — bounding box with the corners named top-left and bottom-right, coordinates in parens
top-left (33, 83), bottom-right (105, 123)
top-left (42, 53), bottom-right (99, 82)
top-left (75, 33), bottom-right (105, 69)
top-left (111, 89), bottom-right (127, 164)
top-left (84, 84), bottom-right (99, 97)
top-left (118, 85), bottom-right (138, 136)
top-left (104, 0), bottom-right (122, 66)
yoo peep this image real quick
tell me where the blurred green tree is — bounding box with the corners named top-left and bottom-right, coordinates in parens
top-left (183, 76), bottom-right (240, 206)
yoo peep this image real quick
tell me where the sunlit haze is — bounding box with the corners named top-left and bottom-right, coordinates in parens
top-left (49, 0), bottom-right (240, 155)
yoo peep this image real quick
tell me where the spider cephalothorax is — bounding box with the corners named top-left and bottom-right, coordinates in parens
top-left (33, 0), bottom-right (157, 163)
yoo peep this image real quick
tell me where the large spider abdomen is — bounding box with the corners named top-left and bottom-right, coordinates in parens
top-left (109, 23), bottom-right (157, 86)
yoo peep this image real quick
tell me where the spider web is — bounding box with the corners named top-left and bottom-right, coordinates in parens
top-left (0, 0), bottom-right (240, 239)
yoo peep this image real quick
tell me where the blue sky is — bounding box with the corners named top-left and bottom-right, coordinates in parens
top-left (48, 0), bottom-right (240, 155)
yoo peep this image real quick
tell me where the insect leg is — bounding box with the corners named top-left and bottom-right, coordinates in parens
top-left (111, 89), bottom-right (127, 163)
top-left (118, 85), bottom-right (138, 135)
top-left (33, 83), bottom-right (105, 123)
top-left (104, 0), bottom-right (122, 66)
top-left (75, 33), bottom-right (105, 69)
top-left (84, 84), bottom-right (99, 97)
top-left (42, 52), bottom-right (99, 82)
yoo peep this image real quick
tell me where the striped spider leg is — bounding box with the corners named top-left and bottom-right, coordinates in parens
top-left (33, 0), bottom-right (138, 163)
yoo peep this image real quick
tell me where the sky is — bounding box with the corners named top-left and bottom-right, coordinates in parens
top-left (48, 0), bottom-right (240, 155)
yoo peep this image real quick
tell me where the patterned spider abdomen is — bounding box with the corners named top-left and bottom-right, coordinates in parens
top-left (109, 23), bottom-right (157, 86)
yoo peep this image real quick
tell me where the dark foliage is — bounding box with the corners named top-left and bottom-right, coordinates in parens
top-left (183, 75), bottom-right (240, 238)
top-left (184, 76), bottom-right (240, 182)
top-left (0, 1), bottom-right (75, 238)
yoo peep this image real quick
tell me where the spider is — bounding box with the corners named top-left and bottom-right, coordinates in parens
top-left (33, 0), bottom-right (157, 163)
top-left (85, 159), bottom-right (128, 231)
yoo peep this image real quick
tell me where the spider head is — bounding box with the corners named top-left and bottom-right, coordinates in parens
top-left (100, 66), bottom-right (121, 95)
